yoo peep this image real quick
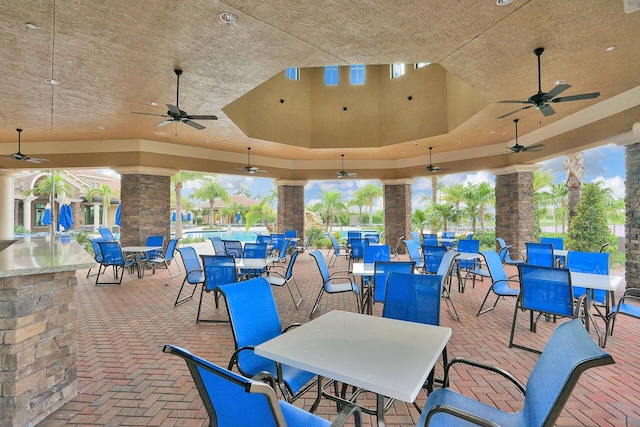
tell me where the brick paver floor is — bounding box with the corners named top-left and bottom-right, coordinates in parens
top-left (40, 243), bottom-right (640, 426)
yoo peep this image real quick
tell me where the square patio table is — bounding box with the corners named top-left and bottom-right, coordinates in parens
top-left (255, 310), bottom-right (451, 426)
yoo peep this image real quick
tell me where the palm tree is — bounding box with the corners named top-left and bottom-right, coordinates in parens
top-left (23, 171), bottom-right (74, 232)
top-left (193, 178), bottom-right (230, 228)
top-left (551, 183), bottom-right (568, 233)
top-left (355, 183), bottom-right (383, 227)
top-left (86, 183), bottom-right (118, 227)
top-left (348, 193), bottom-right (367, 226)
top-left (245, 199), bottom-right (276, 231)
top-left (433, 203), bottom-right (457, 232)
top-left (233, 185), bottom-right (252, 198)
top-left (431, 176), bottom-right (440, 205)
top-left (313, 189), bottom-right (347, 232)
top-left (463, 182), bottom-right (494, 233)
top-left (412, 209), bottom-right (428, 233)
top-left (533, 170), bottom-right (555, 238)
top-left (171, 171), bottom-right (205, 238)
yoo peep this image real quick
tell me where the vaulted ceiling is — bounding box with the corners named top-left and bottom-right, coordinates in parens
top-left (1, 0), bottom-right (639, 180)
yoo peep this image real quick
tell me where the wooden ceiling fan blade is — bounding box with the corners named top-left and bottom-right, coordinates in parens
top-left (187, 114), bottom-right (218, 120)
top-left (183, 119), bottom-right (205, 130)
top-left (155, 120), bottom-right (173, 127)
top-left (498, 105), bottom-right (533, 119)
top-left (550, 92), bottom-right (600, 103)
top-left (542, 84), bottom-right (571, 100)
top-left (538, 103), bottom-right (555, 116)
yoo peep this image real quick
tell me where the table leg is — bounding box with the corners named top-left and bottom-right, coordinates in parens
top-left (376, 394), bottom-right (387, 427)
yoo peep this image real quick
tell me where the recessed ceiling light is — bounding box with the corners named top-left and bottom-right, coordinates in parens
top-left (457, 141), bottom-right (463, 144)
top-left (490, 130), bottom-right (497, 134)
top-left (605, 46), bottom-right (615, 52)
top-left (97, 126), bottom-right (105, 130)
top-left (26, 23), bottom-right (38, 30)
top-left (149, 101), bottom-right (157, 106)
top-left (220, 12), bottom-right (237, 24)
top-left (45, 78), bottom-right (59, 85)
top-left (496, 0), bottom-right (513, 5)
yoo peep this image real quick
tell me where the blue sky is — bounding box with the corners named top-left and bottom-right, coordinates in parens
top-left (183, 143), bottom-right (626, 211)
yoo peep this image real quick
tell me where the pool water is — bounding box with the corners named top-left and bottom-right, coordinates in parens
top-left (182, 228), bottom-right (268, 243)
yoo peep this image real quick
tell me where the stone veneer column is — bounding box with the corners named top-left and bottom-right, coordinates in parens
top-left (382, 179), bottom-right (413, 254)
top-left (0, 270), bottom-right (79, 426)
top-left (116, 168), bottom-right (175, 247)
top-left (493, 165), bottom-right (538, 255)
top-left (275, 180), bottom-right (307, 238)
top-left (625, 141), bottom-right (640, 289)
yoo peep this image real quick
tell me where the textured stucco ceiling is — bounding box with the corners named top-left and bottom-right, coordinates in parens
top-left (1, 0), bottom-right (639, 180)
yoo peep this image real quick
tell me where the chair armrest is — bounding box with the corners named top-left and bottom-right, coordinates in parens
top-left (282, 323), bottom-right (303, 333)
top-left (329, 271), bottom-right (354, 282)
top-left (227, 345), bottom-right (256, 371)
top-left (425, 404), bottom-right (501, 427)
top-left (443, 357), bottom-right (525, 394)
top-left (330, 403), bottom-right (362, 427)
top-left (185, 268), bottom-right (204, 281)
top-left (250, 371), bottom-right (278, 391)
top-left (506, 274), bottom-right (519, 281)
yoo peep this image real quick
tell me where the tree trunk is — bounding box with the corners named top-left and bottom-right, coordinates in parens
top-left (431, 176), bottom-right (438, 204)
top-left (564, 152), bottom-right (585, 226)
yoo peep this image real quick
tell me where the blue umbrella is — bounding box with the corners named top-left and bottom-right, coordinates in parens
top-left (42, 203), bottom-right (51, 225)
top-left (115, 204), bottom-right (122, 226)
top-left (181, 212), bottom-right (185, 221)
top-left (171, 211), bottom-right (176, 222)
top-left (186, 212), bottom-right (192, 222)
top-left (58, 204), bottom-right (74, 231)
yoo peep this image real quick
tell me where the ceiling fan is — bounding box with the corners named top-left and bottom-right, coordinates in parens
top-left (4, 129), bottom-right (49, 163)
top-left (132, 69), bottom-right (218, 130)
top-left (506, 119), bottom-right (544, 153)
top-left (239, 147), bottom-right (268, 174)
top-left (426, 147), bottom-right (449, 172)
top-left (337, 154), bottom-right (357, 178)
top-left (497, 47), bottom-right (600, 119)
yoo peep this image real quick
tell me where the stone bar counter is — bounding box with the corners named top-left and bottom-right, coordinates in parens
top-left (0, 236), bottom-right (95, 427)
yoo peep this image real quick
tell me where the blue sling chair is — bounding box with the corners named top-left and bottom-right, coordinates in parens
top-left (95, 241), bottom-right (135, 285)
top-left (476, 250), bottom-right (521, 317)
top-left (419, 319), bottom-right (614, 426)
top-left (174, 246), bottom-right (205, 306)
top-left (163, 344), bottom-right (362, 427)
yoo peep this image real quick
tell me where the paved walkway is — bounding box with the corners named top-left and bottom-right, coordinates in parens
top-left (40, 244), bottom-right (639, 426)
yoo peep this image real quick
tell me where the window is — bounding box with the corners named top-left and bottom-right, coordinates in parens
top-left (285, 67), bottom-right (299, 81)
top-left (391, 63), bottom-right (405, 78)
top-left (350, 64), bottom-right (365, 85)
top-left (324, 66), bottom-right (339, 85)
top-left (415, 62), bottom-right (431, 69)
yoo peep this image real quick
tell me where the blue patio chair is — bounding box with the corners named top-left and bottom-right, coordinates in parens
top-left (607, 287), bottom-right (640, 346)
top-left (163, 344), bottom-right (362, 427)
top-left (403, 239), bottom-right (424, 270)
top-left (410, 231), bottom-right (421, 243)
top-left (95, 241), bottom-right (135, 285)
top-left (566, 250), bottom-right (609, 303)
top-left (476, 250), bottom-right (521, 316)
top-left (272, 238), bottom-right (291, 269)
top-left (422, 245), bottom-right (446, 274)
top-left (265, 250), bottom-right (303, 308)
top-left (271, 233), bottom-right (285, 256)
top-left (98, 226), bottom-right (116, 241)
top-left (309, 250), bottom-right (360, 317)
top-left (296, 233), bottom-right (313, 252)
top-left (420, 319), bottom-right (615, 426)
top-left (422, 233), bottom-right (438, 247)
top-left (284, 229), bottom-right (297, 251)
top-left (87, 238), bottom-right (106, 278)
top-left (383, 272), bottom-right (447, 399)
top-left (349, 237), bottom-right (366, 267)
top-left (541, 237), bottom-right (565, 266)
top-left (437, 250), bottom-right (461, 322)
top-left (526, 242), bottom-right (555, 267)
top-left (455, 239), bottom-right (481, 285)
top-left (364, 244), bottom-right (390, 264)
top-left (347, 230), bottom-right (361, 246)
top-left (223, 240), bottom-right (243, 259)
top-left (441, 230), bottom-right (455, 248)
top-left (363, 233), bottom-right (379, 244)
top-left (370, 261), bottom-right (414, 309)
top-left (197, 254), bottom-right (238, 323)
top-left (149, 237), bottom-right (180, 278)
top-left (209, 236), bottom-right (226, 255)
top-left (256, 234), bottom-right (272, 246)
top-left (241, 242), bottom-right (268, 278)
top-left (510, 264), bottom-right (589, 353)
top-left (221, 276), bottom-right (320, 406)
top-left (141, 235), bottom-right (164, 263)
top-left (328, 234), bottom-right (349, 268)
top-left (496, 237), bottom-right (525, 265)
top-left (174, 246), bottom-right (205, 306)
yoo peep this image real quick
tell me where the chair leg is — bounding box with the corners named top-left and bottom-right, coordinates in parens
top-left (196, 285), bottom-right (206, 323)
top-left (476, 287), bottom-right (495, 316)
top-left (310, 289), bottom-right (325, 318)
top-left (175, 279), bottom-right (197, 306)
top-left (286, 277), bottom-right (303, 309)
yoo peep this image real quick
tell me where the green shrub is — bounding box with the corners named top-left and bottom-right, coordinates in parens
top-left (566, 183), bottom-right (614, 252)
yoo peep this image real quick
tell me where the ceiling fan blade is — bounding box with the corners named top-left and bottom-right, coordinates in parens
top-left (183, 120), bottom-right (205, 130)
top-left (131, 112), bottom-right (170, 118)
top-left (497, 105), bottom-right (534, 119)
top-left (167, 104), bottom-right (181, 116)
top-left (542, 84), bottom-right (571, 101)
top-left (347, 172), bottom-right (357, 176)
top-left (25, 157), bottom-right (47, 163)
top-left (498, 100), bottom-right (531, 104)
top-left (525, 143), bottom-right (545, 152)
top-left (538, 103), bottom-right (556, 116)
top-left (550, 92), bottom-right (600, 103)
top-left (155, 120), bottom-right (173, 128)
top-left (186, 115), bottom-right (218, 120)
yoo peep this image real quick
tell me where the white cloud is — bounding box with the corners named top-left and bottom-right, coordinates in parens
top-left (463, 170), bottom-right (494, 186)
top-left (591, 175), bottom-right (625, 199)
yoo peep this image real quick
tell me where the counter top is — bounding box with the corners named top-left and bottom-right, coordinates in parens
top-left (0, 236), bottom-right (96, 278)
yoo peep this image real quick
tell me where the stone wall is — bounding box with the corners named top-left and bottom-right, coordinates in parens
top-left (277, 185), bottom-right (305, 238)
top-left (384, 183), bottom-right (412, 254)
top-left (495, 171), bottom-right (535, 254)
top-left (0, 271), bottom-right (78, 427)
top-left (625, 142), bottom-right (639, 289)
top-left (120, 174), bottom-right (170, 247)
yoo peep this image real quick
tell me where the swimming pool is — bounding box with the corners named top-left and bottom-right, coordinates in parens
top-left (182, 228), bottom-right (269, 243)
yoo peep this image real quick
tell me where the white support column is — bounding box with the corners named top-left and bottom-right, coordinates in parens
top-left (93, 203), bottom-right (101, 229)
top-left (23, 197), bottom-right (34, 233)
top-left (0, 171), bottom-right (15, 239)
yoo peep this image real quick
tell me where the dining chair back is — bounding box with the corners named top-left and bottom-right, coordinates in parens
top-left (328, 234), bottom-right (349, 267)
top-left (96, 241), bottom-right (134, 285)
top-left (149, 237), bottom-right (180, 278)
top-left (223, 240), bottom-right (243, 259)
top-left (197, 254), bottom-right (238, 323)
top-left (442, 231), bottom-right (455, 239)
top-left (420, 319), bottom-right (615, 427)
top-left (163, 344), bottom-right (356, 427)
top-left (525, 242), bottom-right (555, 267)
top-left (309, 250), bottom-right (360, 317)
top-left (87, 238), bottom-right (106, 278)
top-left (373, 261), bottom-right (415, 304)
top-left (221, 276), bottom-right (318, 404)
top-left (144, 235), bottom-right (164, 258)
top-left (271, 233), bottom-right (285, 255)
top-left (209, 236), bottom-right (226, 255)
top-left (510, 264), bottom-right (586, 353)
top-left (265, 250), bottom-right (303, 308)
top-left (174, 246), bottom-right (205, 306)
top-left (540, 237), bottom-right (564, 250)
top-left (476, 250), bottom-right (520, 316)
top-left (241, 242), bottom-right (268, 278)
top-left (364, 244), bottom-right (390, 264)
top-left (364, 233), bottom-right (380, 244)
top-left (422, 234), bottom-right (438, 246)
top-left (98, 226), bottom-right (116, 241)
top-left (422, 245), bottom-right (447, 274)
top-left (410, 231), bottom-right (421, 243)
top-left (256, 234), bottom-right (272, 245)
top-left (350, 238), bottom-right (366, 266)
top-left (403, 239), bottom-right (424, 269)
top-left (456, 239), bottom-right (480, 271)
top-left (566, 251), bottom-right (609, 303)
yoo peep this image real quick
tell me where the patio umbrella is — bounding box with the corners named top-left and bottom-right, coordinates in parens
top-left (171, 211), bottom-right (176, 222)
top-left (42, 203), bottom-right (51, 226)
top-left (58, 203), bottom-right (74, 231)
top-left (186, 212), bottom-right (192, 222)
top-left (115, 203), bottom-right (121, 226)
